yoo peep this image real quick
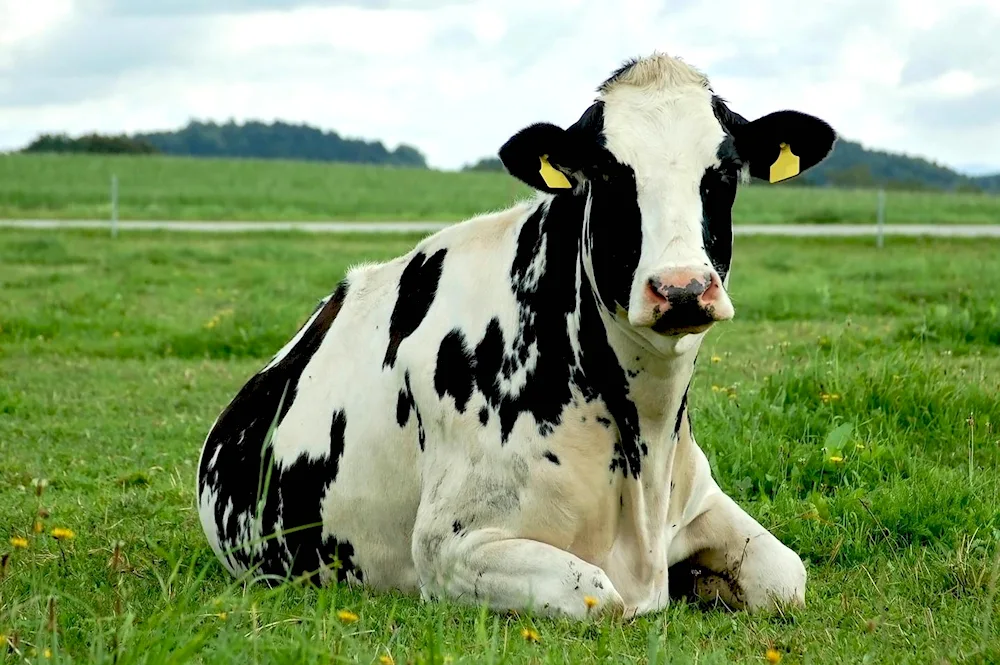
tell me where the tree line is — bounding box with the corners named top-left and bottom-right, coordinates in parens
top-left (21, 120), bottom-right (426, 168)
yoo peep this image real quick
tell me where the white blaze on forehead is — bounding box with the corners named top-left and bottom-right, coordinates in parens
top-left (597, 55), bottom-right (730, 319)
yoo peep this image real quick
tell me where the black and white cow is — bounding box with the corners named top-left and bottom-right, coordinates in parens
top-left (197, 53), bottom-right (836, 619)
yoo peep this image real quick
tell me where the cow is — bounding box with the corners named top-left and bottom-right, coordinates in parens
top-left (196, 52), bottom-right (836, 619)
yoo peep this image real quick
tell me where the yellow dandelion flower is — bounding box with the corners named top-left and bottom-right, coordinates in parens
top-left (10, 536), bottom-right (29, 549)
top-left (51, 527), bottom-right (75, 540)
top-left (766, 647), bottom-right (782, 664)
top-left (33, 520), bottom-right (43, 534)
top-left (44, 648), bottom-right (52, 659)
top-left (583, 595), bottom-right (599, 610)
top-left (855, 443), bottom-right (865, 450)
top-left (216, 612), bottom-right (228, 620)
top-left (379, 655), bottom-right (395, 665)
top-left (711, 355), bottom-right (722, 363)
top-left (521, 627), bottom-right (541, 643)
top-left (828, 456), bottom-right (844, 463)
top-left (712, 385), bottom-right (722, 392)
top-left (336, 609), bottom-right (359, 624)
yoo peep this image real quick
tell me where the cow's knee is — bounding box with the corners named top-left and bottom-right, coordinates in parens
top-left (673, 493), bottom-right (807, 612)
top-left (413, 525), bottom-right (625, 619)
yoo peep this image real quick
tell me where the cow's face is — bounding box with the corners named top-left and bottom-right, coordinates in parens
top-left (499, 54), bottom-right (835, 344)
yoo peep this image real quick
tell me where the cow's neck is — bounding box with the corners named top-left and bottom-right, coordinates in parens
top-left (542, 192), bottom-right (703, 584)
top-left (535, 194), bottom-right (702, 470)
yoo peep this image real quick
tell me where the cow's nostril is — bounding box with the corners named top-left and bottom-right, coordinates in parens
top-left (647, 278), bottom-right (668, 302)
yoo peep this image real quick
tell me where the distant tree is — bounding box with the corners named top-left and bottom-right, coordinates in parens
top-left (462, 157), bottom-right (505, 172)
top-left (825, 164), bottom-right (876, 188)
top-left (22, 133), bottom-right (158, 155)
top-left (135, 120), bottom-right (428, 167)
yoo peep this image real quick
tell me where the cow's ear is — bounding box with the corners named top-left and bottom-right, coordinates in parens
top-left (498, 122), bottom-right (585, 194)
top-left (733, 111), bottom-right (836, 183)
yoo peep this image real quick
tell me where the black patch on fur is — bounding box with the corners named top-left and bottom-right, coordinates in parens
top-left (452, 520), bottom-right (464, 534)
top-left (384, 249), bottom-right (447, 368)
top-left (278, 409), bottom-right (355, 581)
top-left (396, 371), bottom-right (425, 450)
top-left (567, 102), bottom-right (607, 146)
top-left (711, 95), bottom-right (750, 133)
top-left (700, 151), bottom-right (737, 281)
top-left (673, 384), bottom-right (690, 440)
top-left (396, 389), bottom-right (412, 427)
top-left (412, 195), bottom-right (644, 476)
top-left (435, 330), bottom-right (475, 412)
top-left (596, 416), bottom-right (612, 428)
top-left (586, 165), bottom-right (643, 311)
top-left (198, 280), bottom-right (351, 577)
top-left (461, 204), bottom-right (582, 441)
top-left (543, 451), bottom-right (561, 465)
top-left (478, 407), bottom-right (488, 425)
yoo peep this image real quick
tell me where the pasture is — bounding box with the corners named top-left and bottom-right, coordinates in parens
top-left (1, 229), bottom-right (999, 664)
top-left (3, 152), bottom-right (1000, 225)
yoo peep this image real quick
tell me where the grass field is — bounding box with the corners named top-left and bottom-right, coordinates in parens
top-left (3, 152), bottom-right (1000, 225)
top-left (1, 229), bottom-right (999, 664)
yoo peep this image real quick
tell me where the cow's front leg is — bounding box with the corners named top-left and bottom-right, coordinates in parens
top-left (672, 492), bottom-right (806, 611)
top-left (413, 526), bottom-right (626, 619)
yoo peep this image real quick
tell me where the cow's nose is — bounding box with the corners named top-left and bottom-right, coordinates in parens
top-left (646, 268), bottom-right (734, 334)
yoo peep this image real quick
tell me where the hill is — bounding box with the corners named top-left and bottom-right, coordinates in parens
top-left (801, 139), bottom-right (996, 193)
top-left (19, 120), bottom-right (427, 168)
top-left (136, 120), bottom-right (426, 167)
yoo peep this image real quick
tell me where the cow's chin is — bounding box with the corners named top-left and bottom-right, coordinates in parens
top-left (650, 321), bottom-right (714, 337)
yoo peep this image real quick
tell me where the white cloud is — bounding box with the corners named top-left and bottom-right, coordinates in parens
top-left (0, 0), bottom-right (998, 173)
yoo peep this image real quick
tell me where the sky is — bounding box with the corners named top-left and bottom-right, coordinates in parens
top-left (1, 0), bottom-right (998, 173)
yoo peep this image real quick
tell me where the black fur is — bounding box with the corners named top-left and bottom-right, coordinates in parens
top-left (199, 280), bottom-right (362, 581)
top-left (434, 330), bottom-right (476, 413)
top-left (426, 195), bottom-right (646, 476)
top-left (673, 384), bottom-right (690, 440)
top-left (384, 249), bottom-right (447, 368)
top-left (396, 371), bottom-right (425, 450)
top-left (713, 96), bottom-right (836, 183)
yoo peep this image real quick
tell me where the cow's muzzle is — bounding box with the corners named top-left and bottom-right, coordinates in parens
top-left (639, 267), bottom-right (734, 335)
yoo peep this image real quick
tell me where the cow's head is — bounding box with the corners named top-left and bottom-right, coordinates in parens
top-left (499, 53), bottom-right (835, 346)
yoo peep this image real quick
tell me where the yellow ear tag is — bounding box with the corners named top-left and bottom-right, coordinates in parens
top-left (769, 143), bottom-right (800, 183)
top-left (539, 155), bottom-right (572, 189)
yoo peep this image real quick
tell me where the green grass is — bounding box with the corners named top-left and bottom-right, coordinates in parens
top-left (3, 152), bottom-right (1000, 224)
top-left (1, 230), bottom-right (999, 664)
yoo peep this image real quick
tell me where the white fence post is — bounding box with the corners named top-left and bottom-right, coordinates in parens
top-left (111, 174), bottom-right (119, 238)
top-left (876, 188), bottom-right (886, 249)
